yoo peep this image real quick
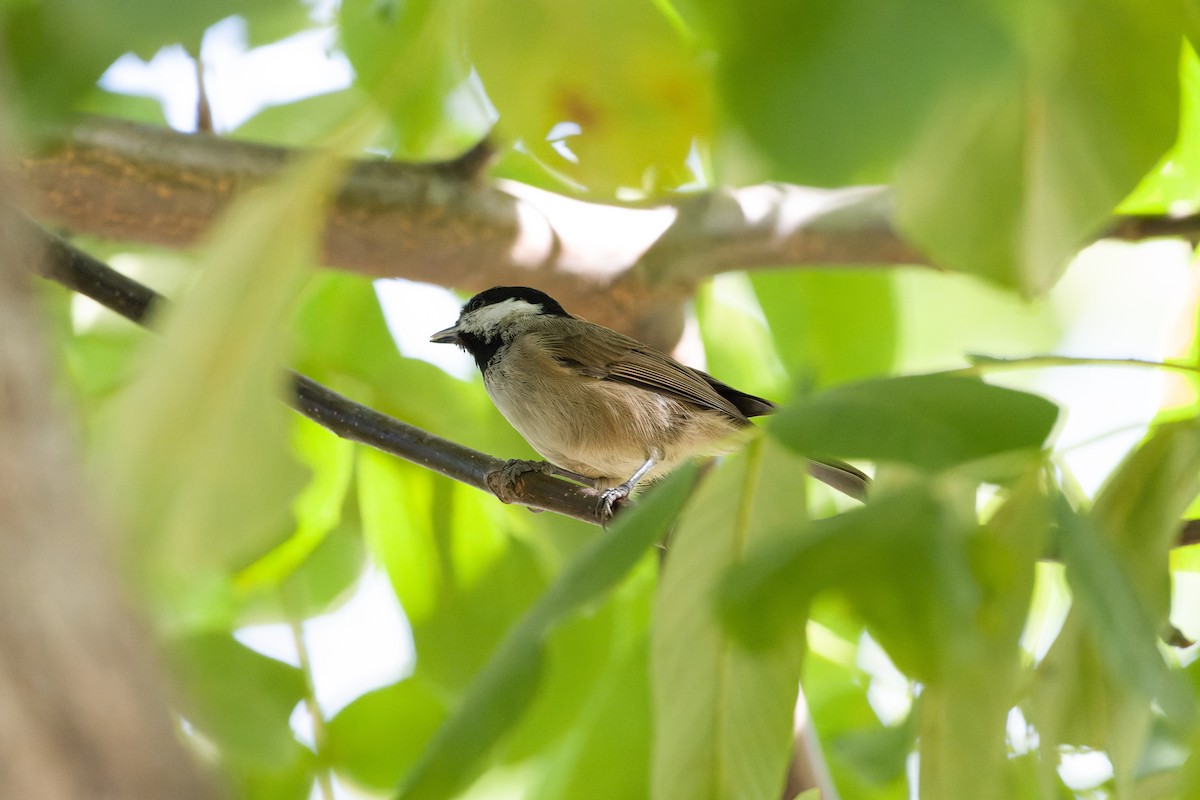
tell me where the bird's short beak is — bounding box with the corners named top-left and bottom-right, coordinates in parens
top-left (430, 325), bottom-right (460, 345)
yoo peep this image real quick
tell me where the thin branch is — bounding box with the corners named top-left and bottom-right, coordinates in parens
top-left (958, 353), bottom-right (1200, 377)
top-left (287, 613), bottom-right (334, 800)
top-left (17, 214), bottom-right (612, 526)
top-left (23, 214), bottom-right (1200, 541)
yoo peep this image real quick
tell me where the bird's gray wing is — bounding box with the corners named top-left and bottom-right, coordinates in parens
top-left (535, 319), bottom-right (750, 421)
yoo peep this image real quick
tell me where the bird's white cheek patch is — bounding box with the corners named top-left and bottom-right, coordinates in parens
top-left (461, 298), bottom-right (543, 336)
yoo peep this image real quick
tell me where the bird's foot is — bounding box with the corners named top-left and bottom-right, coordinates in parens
top-left (487, 459), bottom-right (554, 505)
top-left (597, 484), bottom-right (633, 523)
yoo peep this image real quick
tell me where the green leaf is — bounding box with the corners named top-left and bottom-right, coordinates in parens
top-left (1029, 500), bottom-right (1193, 797)
top-left (338, 0), bottom-right (476, 156)
top-left (233, 89), bottom-right (373, 148)
top-left (466, 0), bottom-right (712, 194)
top-left (167, 633), bottom-right (307, 767)
top-left (1028, 419), bottom-right (1200, 787)
top-left (651, 437), bottom-right (806, 800)
top-left (236, 415), bottom-right (357, 598)
top-left (1092, 418), bottom-right (1200, 621)
top-left (99, 146), bottom-right (348, 627)
top-left (751, 270), bottom-right (897, 388)
top-left (1122, 45), bottom-right (1200, 214)
top-left (327, 677), bottom-right (448, 791)
top-left (720, 481), bottom-right (978, 682)
top-left (768, 373), bottom-right (1059, 474)
top-left (505, 579), bottom-right (634, 761)
top-left (829, 716), bottom-right (914, 787)
top-left (701, 0), bottom-right (1009, 185)
top-left (695, 0), bottom-right (1181, 290)
top-left (532, 631), bottom-right (655, 800)
top-left (694, 275), bottom-right (789, 400)
top-left (357, 450), bottom-right (547, 692)
top-left (397, 466), bottom-right (698, 800)
top-left (3, 0), bottom-right (306, 131)
top-left (895, 0), bottom-right (1182, 292)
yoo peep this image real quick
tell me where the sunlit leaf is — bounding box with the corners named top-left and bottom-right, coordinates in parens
top-left (167, 633), bottom-right (306, 767)
top-left (720, 481), bottom-right (977, 681)
top-left (236, 416), bottom-right (357, 597)
top-left (466, 0), bottom-right (712, 194)
top-left (1092, 417), bottom-right (1200, 621)
top-left (397, 466), bottom-right (698, 800)
top-left (692, 0), bottom-right (1182, 290)
top-left (895, 1), bottom-right (1182, 291)
top-left (751, 269), bottom-right (898, 388)
top-left (1046, 499), bottom-right (1194, 770)
top-left (358, 449), bottom-right (547, 691)
top-left (338, 0), bottom-right (478, 156)
top-left (531, 633), bottom-right (654, 800)
top-left (768, 373), bottom-right (1059, 474)
top-left (652, 437), bottom-right (806, 800)
top-left (100, 145), bottom-right (348, 627)
top-left (3, 0), bottom-right (306, 131)
top-left (233, 89), bottom-right (372, 148)
top-left (327, 677), bottom-right (447, 791)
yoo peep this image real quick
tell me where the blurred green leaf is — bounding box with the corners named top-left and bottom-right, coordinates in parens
top-left (751, 269), bottom-right (897, 388)
top-left (236, 416), bottom-right (357, 596)
top-left (895, 1), bottom-right (1182, 292)
top-left (695, 275), bottom-right (789, 400)
top-left (725, 472), bottom-right (1047, 800)
top-left (699, 0), bottom-right (1008, 186)
top-left (466, 0), bottom-right (711, 194)
top-left (77, 87), bottom-right (168, 126)
top-left (2, 0), bottom-right (306, 131)
top-left (531, 632), bottom-right (654, 800)
top-left (720, 481), bottom-right (977, 681)
top-left (652, 437), bottom-right (806, 800)
top-left (800, 608), bottom-right (909, 800)
top-left (694, 0), bottom-right (1181, 291)
top-left (916, 474), bottom-right (1048, 800)
top-left (100, 146), bottom-right (347, 627)
top-left (1123, 45), bottom-right (1200, 213)
top-left (769, 373), bottom-right (1059, 474)
top-left (327, 677), bottom-right (447, 791)
top-left (505, 579), bottom-right (632, 761)
top-left (224, 746), bottom-right (317, 800)
top-left (1092, 418), bottom-right (1200, 621)
top-left (1031, 515), bottom-right (1185, 795)
top-left (233, 88), bottom-right (373, 148)
top-left (829, 715), bottom-right (914, 787)
top-left (338, 0), bottom-right (476, 156)
top-left (397, 466), bottom-right (698, 800)
top-left (167, 632), bottom-right (306, 767)
top-left (358, 449), bottom-right (547, 691)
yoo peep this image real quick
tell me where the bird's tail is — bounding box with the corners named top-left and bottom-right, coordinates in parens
top-left (807, 459), bottom-right (870, 502)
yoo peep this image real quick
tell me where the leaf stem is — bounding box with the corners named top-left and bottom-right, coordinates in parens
top-left (288, 613), bottom-right (335, 800)
top-left (956, 353), bottom-right (1200, 378)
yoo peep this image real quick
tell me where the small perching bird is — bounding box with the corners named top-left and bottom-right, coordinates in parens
top-left (431, 286), bottom-right (868, 515)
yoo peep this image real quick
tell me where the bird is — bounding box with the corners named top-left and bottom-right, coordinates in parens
top-left (430, 286), bottom-right (869, 515)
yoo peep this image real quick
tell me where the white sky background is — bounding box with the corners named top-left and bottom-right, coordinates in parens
top-left (99, 13), bottom-right (1200, 798)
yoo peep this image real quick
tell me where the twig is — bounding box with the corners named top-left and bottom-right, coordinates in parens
top-left (18, 215), bottom-right (611, 526)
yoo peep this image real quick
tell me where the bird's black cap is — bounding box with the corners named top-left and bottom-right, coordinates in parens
top-left (461, 286), bottom-right (571, 318)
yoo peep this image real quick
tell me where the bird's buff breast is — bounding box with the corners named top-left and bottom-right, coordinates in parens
top-left (483, 346), bottom-right (741, 487)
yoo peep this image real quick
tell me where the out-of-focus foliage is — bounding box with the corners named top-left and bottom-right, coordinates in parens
top-left (10, 0), bottom-right (1200, 799)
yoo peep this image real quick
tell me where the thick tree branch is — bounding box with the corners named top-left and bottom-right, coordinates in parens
top-left (19, 116), bottom-right (932, 348)
top-left (1, 208), bottom-right (215, 799)
top-left (25, 118), bottom-right (1197, 349)
top-left (17, 214), bottom-right (612, 525)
